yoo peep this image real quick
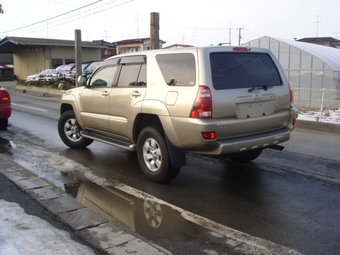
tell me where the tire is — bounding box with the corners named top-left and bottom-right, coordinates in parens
top-left (137, 126), bottom-right (181, 183)
top-left (58, 110), bottom-right (93, 148)
top-left (135, 200), bottom-right (170, 237)
top-left (229, 149), bottom-right (262, 163)
top-left (0, 118), bottom-right (8, 130)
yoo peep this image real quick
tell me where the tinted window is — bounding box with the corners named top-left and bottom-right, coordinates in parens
top-left (156, 53), bottom-right (196, 86)
top-left (210, 53), bottom-right (282, 90)
top-left (117, 63), bottom-right (146, 87)
top-left (90, 65), bottom-right (118, 87)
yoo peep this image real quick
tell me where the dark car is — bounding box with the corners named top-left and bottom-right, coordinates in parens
top-left (0, 85), bottom-right (11, 130)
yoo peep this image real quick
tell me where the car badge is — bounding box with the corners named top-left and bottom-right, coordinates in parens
top-left (252, 91), bottom-right (262, 99)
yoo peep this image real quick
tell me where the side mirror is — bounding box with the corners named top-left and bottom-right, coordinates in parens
top-left (77, 75), bottom-right (87, 87)
top-left (58, 82), bottom-right (66, 93)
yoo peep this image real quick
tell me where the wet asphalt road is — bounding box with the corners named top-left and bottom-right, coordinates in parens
top-left (1, 89), bottom-right (340, 254)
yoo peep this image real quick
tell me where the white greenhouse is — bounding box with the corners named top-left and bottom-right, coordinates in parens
top-left (243, 36), bottom-right (340, 110)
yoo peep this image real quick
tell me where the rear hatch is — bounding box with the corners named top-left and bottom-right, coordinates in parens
top-left (207, 47), bottom-right (291, 139)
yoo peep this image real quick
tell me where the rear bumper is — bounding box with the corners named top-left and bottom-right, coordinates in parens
top-left (0, 106), bottom-right (11, 119)
top-left (209, 128), bottom-right (291, 155)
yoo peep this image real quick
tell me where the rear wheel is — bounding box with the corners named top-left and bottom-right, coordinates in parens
top-left (229, 149), bottom-right (262, 163)
top-left (137, 126), bottom-right (181, 183)
top-left (0, 118), bottom-right (8, 130)
top-left (58, 110), bottom-right (93, 148)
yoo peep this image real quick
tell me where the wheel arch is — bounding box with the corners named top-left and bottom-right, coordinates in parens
top-left (60, 102), bottom-right (84, 128)
top-left (134, 114), bottom-right (186, 168)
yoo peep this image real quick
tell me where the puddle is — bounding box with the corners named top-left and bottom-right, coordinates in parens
top-left (0, 137), bottom-right (13, 155)
top-left (72, 180), bottom-right (227, 242)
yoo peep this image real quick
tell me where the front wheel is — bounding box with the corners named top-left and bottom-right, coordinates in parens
top-left (137, 126), bottom-right (181, 183)
top-left (58, 110), bottom-right (93, 148)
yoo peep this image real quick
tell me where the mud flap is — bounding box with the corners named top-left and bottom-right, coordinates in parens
top-left (165, 135), bottom-right (186, 168)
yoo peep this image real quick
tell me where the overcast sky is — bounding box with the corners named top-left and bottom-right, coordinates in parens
top-left (0, 0), bottom-right (339, 46)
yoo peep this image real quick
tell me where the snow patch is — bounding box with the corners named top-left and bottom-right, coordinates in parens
top-left (0, 200), bottom-right (94, 255)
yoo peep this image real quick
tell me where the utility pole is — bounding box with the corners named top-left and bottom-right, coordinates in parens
top-left (315, 15), bottom-right (321, 37)
top-left (135, 15), bottom-right (140, 38)
top-left (179, 34), bottom-right (186, 44)
top-left (237, 28), bottom-right (244, 46)
top-left (150, 12), bottom-right (159, 50)
top-left (75, 29), bottom-right (82, 87)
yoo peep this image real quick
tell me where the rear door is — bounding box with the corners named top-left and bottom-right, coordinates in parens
top-left (209, 49), bottom-right (291, 139)
top-left (108, 56), bottom-right (146, 139)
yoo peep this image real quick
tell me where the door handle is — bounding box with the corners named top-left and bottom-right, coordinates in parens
top-left (132, 91), bottom-right (141, 97)
top-left (102, 91), bottom-right (109, 97)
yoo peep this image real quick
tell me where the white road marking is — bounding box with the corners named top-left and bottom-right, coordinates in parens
top-left (12, 103), bottom-right (48, 112)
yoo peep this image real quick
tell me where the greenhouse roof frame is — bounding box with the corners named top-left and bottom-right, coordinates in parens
top-left (272, 37), bottom-right (340, 71)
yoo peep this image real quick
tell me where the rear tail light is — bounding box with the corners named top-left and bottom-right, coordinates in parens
top-left (190, 86), bottom-right (212, 118)
top-left (289, 82), bottom-right (294, 108)
top-left (0, 91), bottom-right (10, 103)
top-left (292, 118), bottom-right (297, 126)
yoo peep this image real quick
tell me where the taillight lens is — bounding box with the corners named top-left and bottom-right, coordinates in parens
top-left (0, 91), bottom-right (10, 103)
top-left (292, 118), bottom-right (297, 126)
top-left (190, 86), bottom-right (212, 118)
top-left (201, 131), bottom-right (216, 140)
top-left (289, 82), bottom-right (294, 108)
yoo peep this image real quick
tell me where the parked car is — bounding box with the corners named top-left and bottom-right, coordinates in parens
top-left (0, 85), bottom-right (11, 130)
top-left (83, 61), bottom-right (102, 77)
top-left (39, 69), bottom-right (60, 82)
top-left (26, 69), bottom-right (60, 82)
top-left (58, 46), bottom-right (298, 183)
top-left (70, 61), bottom-right (103, 84)
top-left (58, 63), bottom-right (75, 81)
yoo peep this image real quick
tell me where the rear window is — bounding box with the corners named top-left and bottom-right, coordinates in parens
top-left (210, 52), bottom-right (282, 90)
top-left (156, 53), bottom-right (196, 86)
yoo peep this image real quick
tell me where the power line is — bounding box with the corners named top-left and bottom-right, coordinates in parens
top-left (0, 0), bottom-right (134, 35)
top-left (0, 0), bottom-right (103, 34)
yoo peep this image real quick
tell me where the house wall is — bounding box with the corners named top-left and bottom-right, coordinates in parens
top-left (13, 47), bottom-right (101, 80)
top-left (116, 43), bottom-right (143, 54)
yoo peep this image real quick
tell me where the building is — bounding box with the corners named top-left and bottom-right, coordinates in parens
top-left (164, 44), bottom-right (194, 49)
top-left (115, 38), bottom-right (166, 54)
top-left (0, 36), bottom-right (106, 80)
top-left (297, 37), bottom-right (340, 49)
top-left (243, 36), bottom-right (340, 110)
top-left (92, 40), bottom-right (117, 59)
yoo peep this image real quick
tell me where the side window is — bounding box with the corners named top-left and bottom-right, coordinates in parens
top-left (137, 64), bottom-right (146, 86)
top-left (90, 65), bottom-right (118, 87)
top-left (117, 63), bottom-right (146, 87)
top-left (156, 53), bottom-right (196, 86)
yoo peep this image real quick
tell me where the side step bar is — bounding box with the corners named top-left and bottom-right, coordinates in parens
top-left (81, 130), bottom-right (136, 151)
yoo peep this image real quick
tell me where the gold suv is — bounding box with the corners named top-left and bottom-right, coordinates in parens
top-left (58, 46), bottom-right (298, 183)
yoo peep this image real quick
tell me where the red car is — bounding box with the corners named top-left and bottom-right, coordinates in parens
top-left (0, 85), bottom-right (11, 130)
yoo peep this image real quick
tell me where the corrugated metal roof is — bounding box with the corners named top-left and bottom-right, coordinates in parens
top-left (115, 37), bottom-right (166, 45)
top-left (0, 36), bottom-right (106, 53)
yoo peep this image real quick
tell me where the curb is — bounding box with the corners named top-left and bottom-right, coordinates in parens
top-left (13, 85), bottom-right (62, 97)
top-left (0, 154), bottom-right (170, 255)
top-left (295, 119), bottom-right (340, 135)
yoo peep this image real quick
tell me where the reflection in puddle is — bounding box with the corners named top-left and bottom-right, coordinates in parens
top-left (76, 181), bottom-right (221, 242)
top-left (0, 137), bottom-right (13, 155)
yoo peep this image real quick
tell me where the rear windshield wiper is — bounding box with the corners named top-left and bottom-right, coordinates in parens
top-left (248, 86), bottom-right (269, 93)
